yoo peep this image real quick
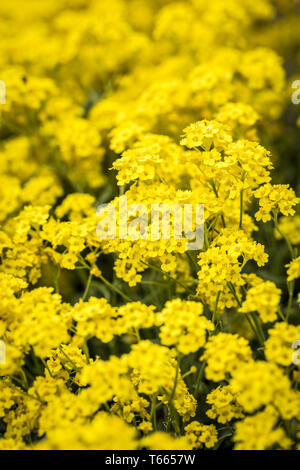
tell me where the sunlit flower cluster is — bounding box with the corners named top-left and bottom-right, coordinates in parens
top-left (0, 0), bottom-right (300, 451)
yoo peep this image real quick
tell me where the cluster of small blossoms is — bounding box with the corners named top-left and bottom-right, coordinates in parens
top-left (286, 257), bottom-right (300, 282)
top-left (197, 229), bottom-right (269, 310)
top-left (206, 386), bottom-right (243, 424)
top-left (201, 333), bottom-right (253, 382)
top-left (0, 0), bottom-right (300, 452)
top-left (156, 299), bottom-right (214, 354)
top-left (254, 183), bottom-right (299, 223)
top-left (239, 280), bottom-right (282, 323)
top-left (184, 421), bottom-right (218, 449)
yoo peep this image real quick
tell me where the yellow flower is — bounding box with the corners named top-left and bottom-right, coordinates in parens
top-left (286, 256), bottom-right (300, 282)
top-left (234, 407), bottom-right (291, 450)
top-left (185, 421), bottom-right (218, 449)
top-left (180, 120), bottom-right (232, 151)
top-left (201, 333), bottom-right (252, 382)
top-left (156, 299), bottom-right (213, 354)
top-left (239, 280), bottom-right (281, 323)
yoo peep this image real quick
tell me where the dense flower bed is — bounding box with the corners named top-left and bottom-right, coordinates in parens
top-left (0, 0), bottom-right (300, 450)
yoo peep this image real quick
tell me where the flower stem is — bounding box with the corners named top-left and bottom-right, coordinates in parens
top-left (98, 273), bottom-right (133, 302)
top-left (82, 271), bottom-right (93, 301)
top-left (239, 189), bottom-right (244, 230)
top-left (150, 394), bottom-right (157, 431)
top-left (212, 291), bottom-right (221, 324)
top-left (195, 360), bottom-right (206, 397)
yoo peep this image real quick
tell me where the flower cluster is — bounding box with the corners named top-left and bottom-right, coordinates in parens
top-left (0, 0), bottom-right (300, 452)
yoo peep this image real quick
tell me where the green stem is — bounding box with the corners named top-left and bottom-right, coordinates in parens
top-left (166, 356), bottom-right (181, 436)
top-left (82, 339), bottom-right (90, 364)
top-left (212, 291), bottom-right (221, 324)
top-left (140, 280), bottom-right (171, 287)
top-left (41, 358), bottom-right (53, 377)
top-left (273, 214), bottom-right (295, 259)
top-left (181, 368), bottom-right (196, 380)
top-left (104, 402), bottom-right (110, 413)
top-left (210, 180), bottom-right (226, 227)
top-left (134, 327), bottom-right (141, 342)
top-left (50, 265), bottom-right (60, 294)
top-left (239, 189), bottom-right (244, 230)
top-left (141, 260), bottom-right (194, 295)
top-left (186, 251), bottom-right (199, 272)
top-left (194, 361), bottom-right (206, 397)
top-left (228, 282), bottom-right (264, 347)
top-left (169, 358), bottom-right (180, 405)
top-left (204, 222), bottom-right (210, 249)
top-left (277, 307), bottom-right (287, 322)
top-left (250, 312), bottom-right (265, 344)
top-left (273, 213), bottom-right (296, 320)
top-left (98, 273), bottom-right (133, 302)
top-left (245, 314), bottom-right (262, 344)
top-left (227, 282), bottom-right (242, 308)
top-left (59, 345), bottom-right (81, 370)
top-left (150, 394), bottom-right (157, 431)
top-left (287, 280), bottom-right (295, 320)
top-left (82, 272), bottom-right (93, 301)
